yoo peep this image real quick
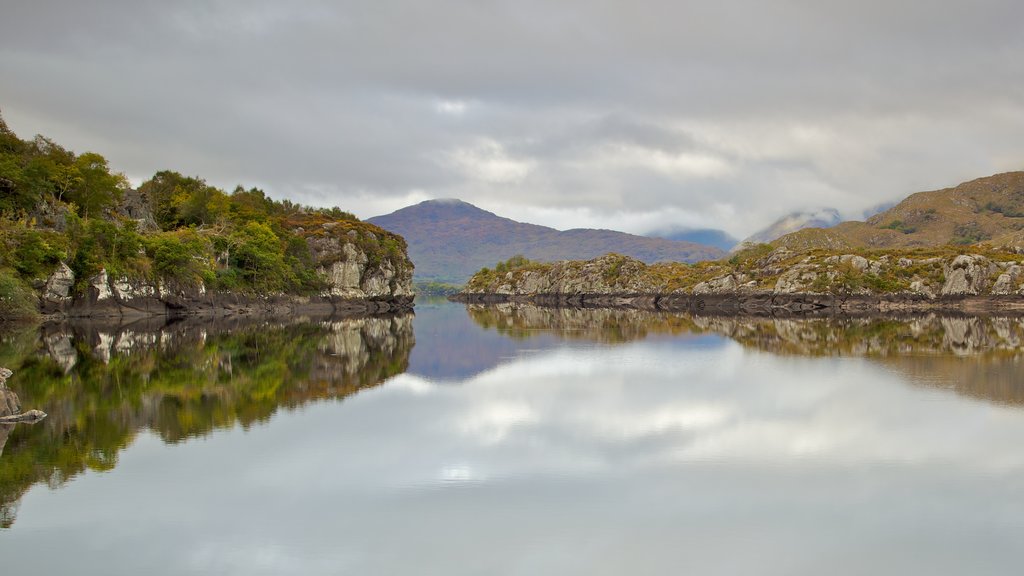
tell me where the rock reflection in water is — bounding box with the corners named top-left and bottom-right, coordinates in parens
top-left (467, 302), bottom-right (1024, 405)
top-left (0, 313), bottom-right (413, 528)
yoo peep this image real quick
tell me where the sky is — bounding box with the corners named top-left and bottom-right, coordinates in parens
top-left (1, 0), bottom-right (1023, 238)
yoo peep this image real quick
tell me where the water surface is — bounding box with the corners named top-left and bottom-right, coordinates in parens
top-left (2, 302), bottom-right (1024, 575)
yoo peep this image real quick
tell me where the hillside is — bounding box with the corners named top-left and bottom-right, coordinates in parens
top-left (368, 199), bottom-right (724, 283)
top-left (774, 172), bottom-right (1024, 251)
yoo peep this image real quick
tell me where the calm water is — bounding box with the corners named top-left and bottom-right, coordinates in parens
top-left (2, 300), bottom-right (1024, 574)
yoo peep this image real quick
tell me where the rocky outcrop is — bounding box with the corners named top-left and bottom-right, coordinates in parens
top-left (34, 233), bottom-right (414, 319)
top-left (42, 262), bottom-right (74, 304)
top-left (941, 255), bottom-right (997, 296)
top-left (116, 188), bottom-right (160, 232)
top-left (458, 250), bottom-right (1024, 315)
top-left (991, 263), bottom-right (1024, 295)
top-left (314, 242), bottom-right (414, 300)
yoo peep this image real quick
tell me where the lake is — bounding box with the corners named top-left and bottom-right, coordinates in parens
top-left (2, 299), bottom-right (1024, 575)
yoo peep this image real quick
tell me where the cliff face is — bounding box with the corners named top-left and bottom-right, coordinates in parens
top-left (39, 229), bottom-right (414, 319)
top-left (458, 250), bottom-right (1024, 314)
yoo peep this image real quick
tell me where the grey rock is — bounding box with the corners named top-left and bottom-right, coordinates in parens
top-left (43, 262), bottom-right (74, 302)
top-left (941, 255), bottom-right (996, 296)
top-left (992, 264), bottom-right (1023, 295)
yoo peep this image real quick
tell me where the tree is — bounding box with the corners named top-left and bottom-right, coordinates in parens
top-left (229, 221), bottom-right (292, 291)
top-left (66, 152), bottom-right (127, 218)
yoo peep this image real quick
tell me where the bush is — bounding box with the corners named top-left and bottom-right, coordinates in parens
top-left (145, 229), bottom-right (213, 286)
top-left (0, 268), bottom-right (39, 320)
top-left (10, 228), bottom-right (65, 279)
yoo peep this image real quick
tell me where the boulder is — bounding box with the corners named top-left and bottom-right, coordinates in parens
top-left (991, 264), bottom-right (1024, 295)
top-left (42, 262), bottom-right (74, 303)
top-left (941, 255), bottom-right (996, 296)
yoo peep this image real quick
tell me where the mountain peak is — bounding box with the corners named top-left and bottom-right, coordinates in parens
top-left (368, 201), bottom-right (725, 283)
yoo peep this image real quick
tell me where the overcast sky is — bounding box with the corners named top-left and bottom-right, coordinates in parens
top-left (2, 0), bottom-right (1022, 237)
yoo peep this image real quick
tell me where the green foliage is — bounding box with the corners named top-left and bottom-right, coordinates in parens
top-left (984, 202), bottom-right (1024, 218)
top-left (727, 243), bottom-right (773, 266)
top-left (414, 281), bottom-right (463, 296)
top-left (229, 222), bottom-right (293, 291)
top-left (950, 222), bottom-right (989, 246)
top-left (0, 316), bottom-right (413, 526)
top-left (67, 217), bottom-right (145, 283)
top-left (11, 228), bottom-right (65, 278)
top-left (65, 152), bottom-right (127, 217)
top-left (494, 255), bottom-right (534, 274)
top-left (139, 171), bottom-right (228, 230)
top-left (603, 254), bottom-right (627, 284)
top-left (0, 268), bottom-right (39, 320)
top-left (0, 115), bottom-right (407, 308)
top-left (145, 230), bottom-right (214, 286)
top-left (882, 220), bottom-right (916, 234)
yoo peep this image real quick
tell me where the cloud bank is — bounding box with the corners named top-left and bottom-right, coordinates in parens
top-left (2, 0), bottom-right (1022, 236)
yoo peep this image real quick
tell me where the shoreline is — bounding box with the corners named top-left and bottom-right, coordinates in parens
top-left (34, 293), bottom-right (415, 322)
top-left (450, 292), bottom-right (1024, 317)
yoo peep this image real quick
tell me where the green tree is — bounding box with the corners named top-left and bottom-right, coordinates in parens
top-left (229, 221), bottom-right (292, 291)
top-left (139, 171), bottom-right (224, 230)
top-left (66, 152), bottom-right (127, 218)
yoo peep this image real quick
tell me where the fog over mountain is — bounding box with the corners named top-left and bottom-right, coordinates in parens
top-left (741, 208), bottom-right (843, 245)
top-left (2, 1), bottom-right (1023, 237)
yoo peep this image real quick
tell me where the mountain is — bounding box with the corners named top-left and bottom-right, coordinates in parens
top-left (772, 172), bottom-right (1024, 251)
top-left (367, 199), bottom-right (725, 283)
top-left (647, 227), bottom-right (738, 252)
top-left (740, 208), bottom-right (842, 246)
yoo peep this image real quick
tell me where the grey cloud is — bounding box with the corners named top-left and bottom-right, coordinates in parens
top-left (2, 0), bottom-right (1023, 235)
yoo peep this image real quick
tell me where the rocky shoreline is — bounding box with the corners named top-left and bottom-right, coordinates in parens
top-left (23, 232), bottom-right (416, 321)
top-left (456, 250), bottom-right (1024, 316)
top-left (452, 291), bottom-right (1024, 317)
top-left (41, 290), bottom-right (414, 321)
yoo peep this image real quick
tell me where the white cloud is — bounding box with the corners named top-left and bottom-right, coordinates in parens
top-left (447, 139), bottom-right (535, 184)
top-left (435, 99), bottom-right (469, 116)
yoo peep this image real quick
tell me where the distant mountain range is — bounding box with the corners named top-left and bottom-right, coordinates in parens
top-left (368, 199), bottom-right (724, 283)
top-left (772, 172), bottom-right (1024, 251)
top-left (645, 227), bottom-right (738, 252)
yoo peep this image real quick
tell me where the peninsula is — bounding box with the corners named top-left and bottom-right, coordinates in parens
top-left (0, 115), bottom-right (413, 320)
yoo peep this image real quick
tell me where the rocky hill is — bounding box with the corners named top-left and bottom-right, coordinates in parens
top-left (458, 246), bottom-right (1024, 314)
top-left (367, 199), bottom-right (724, 284)
top-left (773, 172), bottom-right (1024, 251)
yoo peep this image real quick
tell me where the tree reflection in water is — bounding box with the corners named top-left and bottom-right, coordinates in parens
top-left (0, 313), bottom-right (414, 528)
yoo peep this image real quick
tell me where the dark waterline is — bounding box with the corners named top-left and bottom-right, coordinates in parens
top-left (2, 301), bottom-right (1024, 575)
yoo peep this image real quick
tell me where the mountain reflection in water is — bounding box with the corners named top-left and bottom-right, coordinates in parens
top-left (0, 313), bottom-right (413, 528)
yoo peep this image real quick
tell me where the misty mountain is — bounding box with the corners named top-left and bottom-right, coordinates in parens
top-left (740, 208), bottom-right (842, 246)
top-left (646, 227), bottom-right (738, 252)
top-left (368, 199), bottom-right (724, 284)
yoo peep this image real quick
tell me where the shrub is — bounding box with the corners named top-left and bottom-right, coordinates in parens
top-left (0, 268), bottom-right (39, 320)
